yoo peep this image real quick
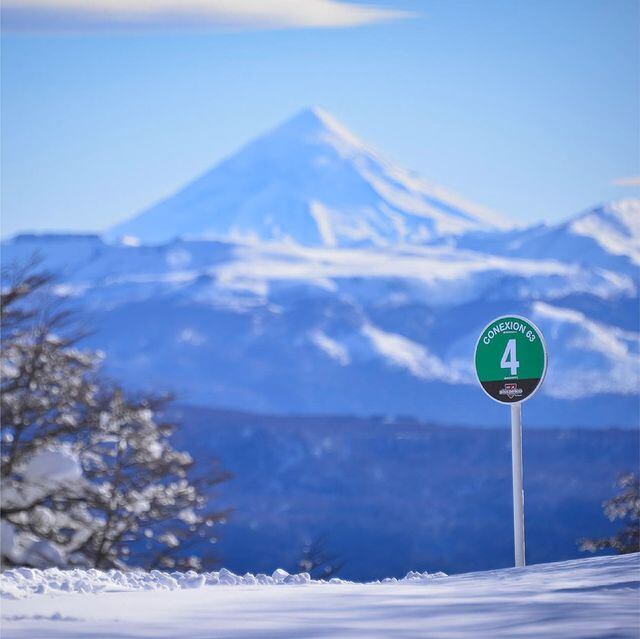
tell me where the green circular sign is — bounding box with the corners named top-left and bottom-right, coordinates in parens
top-left (474, 315), bottom-right (547, 404)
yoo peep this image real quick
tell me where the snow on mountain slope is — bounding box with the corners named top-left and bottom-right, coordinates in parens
top-left (568, 198), bottom-right (640, 263)
top-left (107, 108), bottom-right (510, 246)
top-left (2, 232), bottom-right (638, 426)
top-left (2, 554), bottom-right (638, 638)
top-left (459, 198), bottom-right (640, 273)
top-left (5, 108), bottom-right (637, 426)
top-left (531, 301), bottom-right (639, 398)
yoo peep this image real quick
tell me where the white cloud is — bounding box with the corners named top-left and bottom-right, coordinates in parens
top-left (611, 176), bottom-right (640, 187)
top-left (2, 0), bottom-right (413, 32)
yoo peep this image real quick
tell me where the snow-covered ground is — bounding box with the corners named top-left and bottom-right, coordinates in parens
top-left (1, 554), bottom-right (638, 638)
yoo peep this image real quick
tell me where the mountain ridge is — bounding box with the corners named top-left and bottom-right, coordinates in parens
top-left (457, 197), bottom-right (640, 274)
top-left (3, 199), bottom-right (638, 427)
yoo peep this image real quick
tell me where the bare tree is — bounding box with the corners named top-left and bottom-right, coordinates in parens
top-left (1, 261), bottom-right (97, 567)
top-left (580, 473), bottom-right (640, 555)
top-left (74, 389), bottom-right (230, 570)
top-left (1, 262), bottom-right (230, 570)
top-left (1, 261), bottom-right (92, 476)
top-left (296, 534), bottom-right (345, 579)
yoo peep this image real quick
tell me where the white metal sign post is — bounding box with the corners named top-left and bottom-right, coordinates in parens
top-left (474, 315), bottom-right (547, 568)
top-left (510, 403), bottom-right (525, 567)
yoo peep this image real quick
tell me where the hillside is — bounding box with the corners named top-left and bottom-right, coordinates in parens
top-left (168, 406), bottom-right (639, 579)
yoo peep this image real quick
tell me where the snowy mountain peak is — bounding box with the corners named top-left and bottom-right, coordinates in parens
top-left (568, 198), bottom-right (640, 264)
top-left (271, 106), bottom-right (355, 139)
top-left (107, 108), bottom-right (510, 246)
top-left (265, 107), bottom-right (369, 155)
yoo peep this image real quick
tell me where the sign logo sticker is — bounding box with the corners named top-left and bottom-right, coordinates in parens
top-left (500, 383), bottom-right (522, 400)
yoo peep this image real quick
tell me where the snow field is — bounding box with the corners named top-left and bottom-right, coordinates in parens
top-left (1, 554), bottom-right (638, 638)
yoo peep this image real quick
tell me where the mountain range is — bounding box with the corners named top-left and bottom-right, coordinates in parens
top-left (3, 108), bottom-right (639, 427)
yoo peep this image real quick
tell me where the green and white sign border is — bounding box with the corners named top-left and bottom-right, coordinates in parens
top-left (473, 314), bottom-right (549, 406)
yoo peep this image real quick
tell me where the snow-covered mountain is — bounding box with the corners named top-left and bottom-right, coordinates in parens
top-left (460, 198), bottom-right (640, 274)
top-left (3, 207), bottom-right (638, 426)
top-left (566, 198), bottom-right (640, 263)
top-left (3, 108), bottom-right (639, 427)
top-left (107, 108), bottom-right (510, 246)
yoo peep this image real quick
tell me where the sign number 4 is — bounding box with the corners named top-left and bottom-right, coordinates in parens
top-left (500, 339), bottom-right (520, 376)
top-left (475, 315), bottom-right (548, 567)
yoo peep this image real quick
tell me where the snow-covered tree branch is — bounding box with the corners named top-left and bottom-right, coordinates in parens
top-left (1, 262), bottom-right (230, 570)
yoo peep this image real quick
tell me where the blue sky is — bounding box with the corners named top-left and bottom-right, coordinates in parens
top-left (1, 0), bottom-right (638, 237)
